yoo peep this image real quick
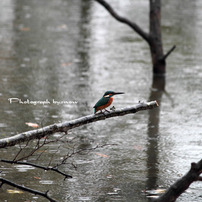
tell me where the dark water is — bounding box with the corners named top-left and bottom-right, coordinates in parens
top-left (0, 0), bottom-right (202, 201)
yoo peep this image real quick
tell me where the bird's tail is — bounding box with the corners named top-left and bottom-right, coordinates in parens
top-left (93, 107), bottom-right (96, 114)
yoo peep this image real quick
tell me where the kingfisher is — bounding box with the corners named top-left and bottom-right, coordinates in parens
top-left (93, 91), bottom-right (124, 114)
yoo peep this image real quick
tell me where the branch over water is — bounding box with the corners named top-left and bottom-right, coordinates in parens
top-left (0, 101), bottom-right (158, 148)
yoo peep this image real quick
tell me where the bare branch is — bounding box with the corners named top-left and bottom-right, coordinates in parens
top-left (95, 0), bottom-right (150, 43)
top-left (53, 143), bottom-right (117, 168)
top-left (0, 160), bottom-right (72, 179)
top-left (0, 101), bottom-right (158, 148)
top-left (13, 133), bottom-right (66, 161)
top-left (13, 140), bottom-right (30, 161)
top-left (156, 159), bottom-right (202, 202)
top-left (0, 177), bottom-right (57, 202)
top-left (161, 45), bottom-right (176, 61)
top-left (15, 138), bottom-right (48, 161)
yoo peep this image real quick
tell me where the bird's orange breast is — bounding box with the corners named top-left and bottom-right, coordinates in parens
top-left (96, 97), bottom-right (113, 111)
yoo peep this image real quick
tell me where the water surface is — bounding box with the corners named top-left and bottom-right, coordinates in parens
top-left (0, 0), bottom-right (202, 201)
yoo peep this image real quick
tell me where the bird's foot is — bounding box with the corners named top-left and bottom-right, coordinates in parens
top-left (110, 106), bottom-right (116, 111)
top-left (95, 110), bottom-right (106, 115)
top-left (104, 109), bottom-right (110, 113)
top-left (95, 109), bottom-right (111, 115)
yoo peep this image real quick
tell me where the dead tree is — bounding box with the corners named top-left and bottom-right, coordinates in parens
top-left (95, 0), bottom-right (176, 74)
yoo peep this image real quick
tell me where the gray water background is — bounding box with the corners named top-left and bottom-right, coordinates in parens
top-left (0, 0), bottom-right (202, 201)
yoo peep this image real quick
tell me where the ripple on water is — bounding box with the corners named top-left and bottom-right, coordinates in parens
top-left (39, 180), bottom-right (54, 185)
top-left (14, 165), bottom-right (35, 172)
top-left (77, 197), bottom-right (91, 201)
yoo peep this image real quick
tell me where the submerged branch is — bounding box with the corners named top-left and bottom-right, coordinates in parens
top-left (156, 159), bottom-right (202, 202)
top-left (95, 0), bottom-right (150, 43)
top-left (0, 177), bottom-right (57, 202)
top-left (0, 101), bottom-right (158, 149)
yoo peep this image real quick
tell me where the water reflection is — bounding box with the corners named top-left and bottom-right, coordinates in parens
top-left (75, 0), bottom-right (92, 116)
top-left (146, 76), bottom-right (165, 190)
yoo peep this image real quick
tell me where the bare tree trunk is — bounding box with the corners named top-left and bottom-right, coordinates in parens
top-left (149, 0), bottom-right (165, 74)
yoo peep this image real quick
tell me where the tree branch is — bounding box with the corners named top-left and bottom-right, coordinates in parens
top-left (13, 133), bottom-right (66, 161)
top-left (0, 160), bottom-right (72, 179)
top-left (95, 0), bottom-right (150, 43)
top-left (0, 101), bottom-right (158, 148)
top-left (0, 177), bottom-right (57, 202)
top-left (156, 159), bottom-right (202, 202)
top-left (54, 143), bottom-right (117, 168)
top-left (161, 45), bottom-right (176, 61)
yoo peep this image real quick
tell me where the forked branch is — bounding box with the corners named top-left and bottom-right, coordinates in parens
top-left (95, 0), bottom-right (150, 43)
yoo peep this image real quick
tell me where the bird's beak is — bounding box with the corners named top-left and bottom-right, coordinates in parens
top-left (113, 92), bottom-right (124, 95)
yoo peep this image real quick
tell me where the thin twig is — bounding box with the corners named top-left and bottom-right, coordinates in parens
top-left (15, 134), bottom-right (66, 161)
top-left (15, 139), bottom-right (46, 161)
top-left (13, 140), bottom-right (30, 161)
top-left (55, 143), bottom-right (117, 168)
top-left (0, 160), bottom-right (72, 179)
top-left (47, 147), bottom-right (59, 167)
top-left (161, 45), bottom-right (176, 61)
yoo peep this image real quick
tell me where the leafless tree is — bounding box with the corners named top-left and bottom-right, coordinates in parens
top-left (95, 0), bottom-right (176, 74)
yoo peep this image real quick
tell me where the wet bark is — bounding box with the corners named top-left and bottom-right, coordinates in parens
top-left (149, 0), bottom-right (165, 74)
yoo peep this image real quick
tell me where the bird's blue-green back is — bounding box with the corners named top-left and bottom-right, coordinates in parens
top-left (93, 97), bottom-right (109, 108)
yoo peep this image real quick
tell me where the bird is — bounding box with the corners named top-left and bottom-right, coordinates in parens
top-left (93, 91), bottom-right (124, 114)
